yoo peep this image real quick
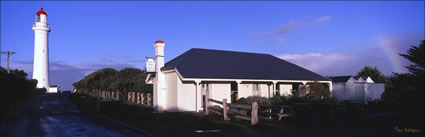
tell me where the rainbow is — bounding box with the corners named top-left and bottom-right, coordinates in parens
top-left (380, 39), bottom-right (407, 74)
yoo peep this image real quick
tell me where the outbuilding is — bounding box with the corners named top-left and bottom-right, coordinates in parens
top-left (329, 76), bottom-right (385, 102)
top-left (146, 40), bottom-right (332, 112)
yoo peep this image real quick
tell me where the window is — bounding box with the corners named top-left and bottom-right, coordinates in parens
top-left (36, 15), bottom-right (41, 22)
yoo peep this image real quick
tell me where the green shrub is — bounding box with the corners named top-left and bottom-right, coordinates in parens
top-left (318, 96), bottom-right (339, 104)
top-left (244, 96), bottom-right (270, 106)
top-left (269, 95), bottom-right (288, 105)
top-left (287, 96), bottom-right (312, 103)
top-left (33, 88), bottom-right (47, 95)
top-left (209, 105), bottom-right (223, 112)
top-left (236, 97), bottom-right (247, 104)
top-left (228, 107), bottom-right (248, 116)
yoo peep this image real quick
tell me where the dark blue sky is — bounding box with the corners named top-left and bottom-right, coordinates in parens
top-left (1, 1), bottom-right (424, 90)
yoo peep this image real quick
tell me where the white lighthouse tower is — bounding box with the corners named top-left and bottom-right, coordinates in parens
top-left (32, 8), bottom-right (50, 90)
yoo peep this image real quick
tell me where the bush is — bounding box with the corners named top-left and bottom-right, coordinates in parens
top-left (243, 96), bottom-right (270, 106)
top-left (318, 96), bottom-right (338, 104)
top-left (33, 88), bottom-right (47, 95)
top-left (287, 96), bottom-right (312, 104)
top-left (269, 95), bottom-right (288, 105)
top-left (228, 108), bottom-right (248, 116)
top-left (1, 67), bottom-right (41, 113)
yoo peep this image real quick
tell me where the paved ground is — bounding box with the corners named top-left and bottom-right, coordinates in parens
top-left (1, 93), bottom-right (421, 137)
top-left (0, 93), bottom-right (150, 137)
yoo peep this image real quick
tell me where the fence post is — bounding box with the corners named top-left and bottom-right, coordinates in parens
top-left (137, 92), bottom-right (140, 104)
top-left (251, 102), bottom-right (258, 126)
top-left (223, 99), bottom-right (230, 120)
top-left (128, 92), bottom-right (131, 101)
top-left (147, 93), bottom-right (152, 106)
top-left (115, 91), bottom-right (120, 101)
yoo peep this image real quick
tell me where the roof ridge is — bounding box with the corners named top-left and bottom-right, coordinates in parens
top-left (329, 75), bottom-right (353, 78)
top-left (190, 48), bottom-right (271, 56)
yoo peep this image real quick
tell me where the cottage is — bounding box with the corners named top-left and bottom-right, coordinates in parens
top-left (146, 40), bottom-right (332, 112)
top-left (330, 76), bottom-right (385, 102)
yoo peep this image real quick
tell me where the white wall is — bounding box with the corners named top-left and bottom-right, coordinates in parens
top-left (165, 72), bottom-right (178, 111)
top-left (259, 84), bottom-right (271, 98)
top-left (210, 83), bottom-right (231, 103)
top-left (331, 83), bottom-right (345, 100)
top-left (177, 79), bottom-right (197, 111)
top-left (48, 87), bottom-right (58, 93)
top-left (238, 83), bottom-right (273, 98)
top-left (279, 84), bottom-right (292, 96)
top-left (365, 83), bottom-right (385, 101)
top-left (354, 84), bottom-right (365, 101)
top-left (332, 82), bottom-right (385, 102)
top-left (238, 83), bottom-right (252, 99)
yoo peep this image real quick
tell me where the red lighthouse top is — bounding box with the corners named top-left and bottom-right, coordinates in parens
top-left (36, 8), bottom-right (47, 15)
top-left (155, 40), bottom-right (164, 44)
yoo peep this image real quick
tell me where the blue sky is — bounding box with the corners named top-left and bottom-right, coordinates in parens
top-left (1, 1), bottom-right (424, 90)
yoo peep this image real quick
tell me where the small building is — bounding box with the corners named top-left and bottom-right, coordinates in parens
top-left (146, 40), bottom-right (332, 112)
top-left (48, 85), bottom-right (59, 93)
top-left (329, 76), bottom-right (384, 102)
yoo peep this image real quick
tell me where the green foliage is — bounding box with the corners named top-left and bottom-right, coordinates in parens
top-left (73, 67), bottom-right (152, 97)
top-left (356, 66), bottom-right (388, 83)
top-left (269, 95), bottom-right (287, 105)
top-left (399, 40), bottom-right (424, 92)
top-left (287, 96), bottom-right (312, 103)
top-left (383, 40), bottom-right (425, 101)
top-left (1, 67), bottom-right (43, 113)
top-left (228, 108), bottom-right (248, 116)
top-left (238, 96), bottom-right (271, 106)
top-left (400, 40), bottom-right (425, 77)
top-left (306, 81), bottom-right (330, 101)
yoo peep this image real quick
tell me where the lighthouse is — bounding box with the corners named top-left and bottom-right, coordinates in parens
top-left (32, 8), bottom-right (50, 90)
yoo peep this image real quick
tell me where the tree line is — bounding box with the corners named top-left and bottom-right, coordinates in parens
top-left (72, 68), bottom-right (152, 98)
top-left (0, 67), bottom-right (45, 113)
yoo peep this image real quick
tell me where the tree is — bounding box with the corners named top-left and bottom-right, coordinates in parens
top-left (72, 67), bottom-right (152, 98)
top-left (392, 40), bottom-right (425, 128)
top-left (1, 67), bottom-right (41, 113)
top-left (356, 66), bottom-right (387, 83)
top-left (399, 40), bottom-right (424, 92)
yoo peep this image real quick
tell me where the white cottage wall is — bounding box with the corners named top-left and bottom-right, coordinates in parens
top-left (177, 79), bottom-right (197, 111)
top-left (279, 84), bottom-right (293, 96)
top-left (165, 72), bottom-right (178, 111)
top-left (210, 83), bottom-right (231, 103)
top-left (259, 84), bottom-right (270, 98)
top-left (238, 83), bottom-right (252, 99)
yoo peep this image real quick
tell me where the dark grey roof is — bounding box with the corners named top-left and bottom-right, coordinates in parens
top-left (163, 48), bottom-right (330, 81)
top-left (328, 76), bottom-right (352, 83)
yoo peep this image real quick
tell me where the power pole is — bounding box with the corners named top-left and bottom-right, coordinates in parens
top-left (1, 50), bottom-right (16, 73)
